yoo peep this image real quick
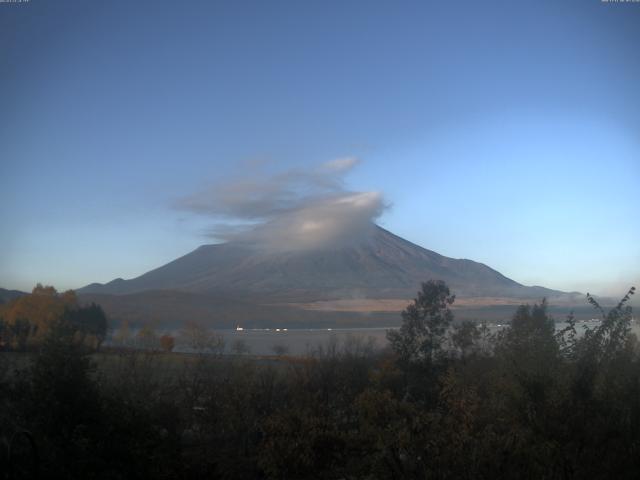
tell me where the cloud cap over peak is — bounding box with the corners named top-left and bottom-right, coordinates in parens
top-left (176, 158), bottom-right (386, 251)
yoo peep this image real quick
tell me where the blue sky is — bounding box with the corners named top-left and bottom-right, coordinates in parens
top-left (1, 0), bottom-right (638, 296)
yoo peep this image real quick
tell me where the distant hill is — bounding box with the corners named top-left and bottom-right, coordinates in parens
top-left (0, 288), bottom-right (27, 305)
top-left (79, 225), bottom-right (567, 300)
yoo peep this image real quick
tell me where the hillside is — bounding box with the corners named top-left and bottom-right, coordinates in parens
top-left (79, 225), bottom-right (565, 301)
top-left (0, 288), bottom-right (27, 304)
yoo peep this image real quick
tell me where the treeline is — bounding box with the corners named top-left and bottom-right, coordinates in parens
top-left (0, 284), bottom-right (107, 351)
top-left (112, 320), bottom-right (260, 356)
top-left (0, 281), bottom-right (638, 479)
top-left (110, 320), bottom-right (229, 354)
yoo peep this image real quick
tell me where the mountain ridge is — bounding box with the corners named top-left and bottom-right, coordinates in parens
top-left (78, 225), bottom-right (568, 301)
top-left (0, 288), bottom-right (28, 304)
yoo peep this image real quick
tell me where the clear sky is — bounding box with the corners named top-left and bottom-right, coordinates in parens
top-left (1, 0), bottom-right (639, 297)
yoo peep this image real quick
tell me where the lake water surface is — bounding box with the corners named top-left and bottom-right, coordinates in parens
top-left (171, 319), bottom-right (640, 356)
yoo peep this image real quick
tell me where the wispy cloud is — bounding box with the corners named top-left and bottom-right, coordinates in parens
top-left (175, 158), bottom-right (386, 251)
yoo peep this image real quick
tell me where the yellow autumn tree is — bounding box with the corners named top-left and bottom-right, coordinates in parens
top-left (0, 284), bottom-right (78, 343)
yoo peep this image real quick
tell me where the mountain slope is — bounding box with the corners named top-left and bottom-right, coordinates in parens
top-left (79, 226), bottom-right (563, 300)
top-left (0, 288), bottom-right (28, 304)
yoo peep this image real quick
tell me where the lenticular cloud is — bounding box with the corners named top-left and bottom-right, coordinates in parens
top-left (175, 158), bottom-right (386, 251)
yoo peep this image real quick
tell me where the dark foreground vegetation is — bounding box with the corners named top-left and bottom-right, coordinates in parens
top-left (0, 282), bottom-right (638, 479)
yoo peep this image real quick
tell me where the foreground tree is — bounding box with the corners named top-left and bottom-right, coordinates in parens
top-left (59, 303), bottom-right (108, 350)
top-left (386, 280), bottom-right (456, 403)
top-left (451, 320), bottom-right (481, 360)
top-left (387, 280), bottom-right (455, 367)
top-left (495, 298), bottom-right (558, 365)
top-left (0, 285), bottom-right (77, 345)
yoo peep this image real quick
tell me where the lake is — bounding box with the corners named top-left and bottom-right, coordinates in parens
top-left (170, 318), bottom-right (640, 356)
